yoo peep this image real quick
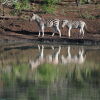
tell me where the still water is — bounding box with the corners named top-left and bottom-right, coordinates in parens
top-left (0, 43), bottom-right (100, 100)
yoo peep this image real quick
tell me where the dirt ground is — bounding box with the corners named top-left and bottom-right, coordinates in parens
top-left (0, 3), bottom-right (100, 44)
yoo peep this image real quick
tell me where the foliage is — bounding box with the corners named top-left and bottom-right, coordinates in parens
top-left (0, 61), bottom-right (100, 87)
top-left (42, 0), bottom-right (61, 13)
top-left (81, 11), bottom-right (96, 19)
top-left (12, 63), bottom-right (29, 81)
top-left (36, 63), bottom-right (58, 82)
top-left (9, 0), bottom-right (31, 16)
top-left (79, 0), bottom-right (91, 4)
top-left (14, 0), bottom-right (31, 10)
top-left (43, 0), bottom-right (60, 5)
top-left (10, 9), bottom-right (21, 16)
top-left (42, 4), bottom-right (56, 14)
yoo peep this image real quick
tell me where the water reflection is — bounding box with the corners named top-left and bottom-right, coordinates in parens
top-left (29, 45), bottom-right (62, 70)
top-left (0, 44), bottom-right (100, 100)
top-left (61, 46), bottom-right (86, 64)
top-left (29, 45), bottom-right (87, 70)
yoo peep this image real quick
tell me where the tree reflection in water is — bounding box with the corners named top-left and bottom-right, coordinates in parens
top-left (0, 44), bottom-right (100, 100)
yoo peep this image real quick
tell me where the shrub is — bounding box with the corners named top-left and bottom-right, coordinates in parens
top-left (10, 0), bottom-right (31, 15)
top-left (42, 4), bottom-right (56, 14)
top-left (10, 9), bottom-right (21, 16)
top-left (44, 0), bottom-right (60, 5)
top-left (37, 63), bottom-right (58, 82)
top-left (14, 0), bottom-right (31, 10)
top-left (81, 11), bottom-right (96, 19)
top-left (79, 0), bottom-right (92, 4)
top-left (42, 0), bottom-right (60, 13)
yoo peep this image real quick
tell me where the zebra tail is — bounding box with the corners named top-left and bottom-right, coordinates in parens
top-left (85, 23), bottom-right (87, 30)
top-left (84, 23), bottom-right (89, 33)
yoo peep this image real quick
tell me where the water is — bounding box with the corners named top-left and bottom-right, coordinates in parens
top-left (0, 43), bottom-right (100, 100)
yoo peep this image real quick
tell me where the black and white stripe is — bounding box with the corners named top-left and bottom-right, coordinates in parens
top-left (30, 13), bottom-right (61, 37)
top-left (62, 20), bottom-right (87, 38)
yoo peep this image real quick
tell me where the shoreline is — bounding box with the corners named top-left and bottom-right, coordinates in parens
top-left (0, 37), bottom-right (100, 45)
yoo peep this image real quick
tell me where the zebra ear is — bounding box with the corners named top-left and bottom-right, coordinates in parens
top-left (33, 13), bottom-right (35, 16)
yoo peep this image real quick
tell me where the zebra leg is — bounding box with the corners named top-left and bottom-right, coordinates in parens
top-left (56, 26), bottom-right (61, 37)
top-left (41, 26), bottom-right (45, 37)
top-left (38, 45), bottom-right (41, 51)
top-left (79, 29), bottom-right (82, 35)
top-left (81, 28), bottom-right (84, 38)
top-left (52, 27), bottom-right (56, 37)
top-left (52, 33), bottom-right (55, 37)
top-left (68, 27), bottom-right (71, 38)
top-left (38, 31), bottom-right (41, 37)
top-left (51, 46), bottom-right (54, 50)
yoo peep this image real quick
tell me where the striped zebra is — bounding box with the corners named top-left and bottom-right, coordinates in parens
top-left (30, 13), bottom-right (61, 37)
top-left (62, 20), bottom-right (87, 38)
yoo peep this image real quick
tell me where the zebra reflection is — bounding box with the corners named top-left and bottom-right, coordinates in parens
top-left (61, 46), bottom-right (72, 64)
top-left (46, 46), bottom-right (61, 64)
top-left (29, 45), bottom-right (44, 70)
top-left (29, 45), bottom-right (61, 70)
top-left (61, 46), bottom-right (86, 64)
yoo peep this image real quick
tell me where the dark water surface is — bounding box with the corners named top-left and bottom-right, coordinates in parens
top-left (0, 44), bottom-right (100, 100)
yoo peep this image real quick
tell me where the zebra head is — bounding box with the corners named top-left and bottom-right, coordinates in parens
top-left (62, 20), bottom-right (69, 28)
top-left (30, 13), bottom-right (42, 22)
top-left (30, 13), bottom-right (37, 21)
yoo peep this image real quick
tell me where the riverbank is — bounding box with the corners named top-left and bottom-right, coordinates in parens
top-left (0, 3), bottom-right (100, 45)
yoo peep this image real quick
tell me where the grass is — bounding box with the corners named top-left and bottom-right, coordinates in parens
top-left (80, 11), bottom-right (96, 19)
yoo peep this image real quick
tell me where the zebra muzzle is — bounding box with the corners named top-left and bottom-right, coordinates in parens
top-left (61, 26), bottom-right (64, 29)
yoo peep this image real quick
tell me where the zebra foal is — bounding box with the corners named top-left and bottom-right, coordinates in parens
top-left (62, 20), bottom-right (87, 38)
top-left (30, 13), bottom-right (61, 37)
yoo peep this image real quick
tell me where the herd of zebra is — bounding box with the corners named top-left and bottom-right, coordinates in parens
top-left (30, 13), bottom-right (87, 38)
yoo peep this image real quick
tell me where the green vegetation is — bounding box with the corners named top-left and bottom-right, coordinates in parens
top-left (12, 0), bottom-right (31, 15)
top-left (0, 0), bottom-right (99, 15)
top-left (81, 11), bottom-right (96, 19)
top-left (79, 0), bottom-right (90, 4)
top-left (0, 61), bottom-right (100, 100)
top-left (0, 61), bottom-right (100, 84)
top-left (36, 63), bottom-right (58, 82)
top-left (14, 0), bottom-right (30, 10)
top-left (42, 0), bottom-right (60, 13)
top-left (0, 46), bottom-right (100, 100)
top-left (43, 0), bottom-right (60, 5)
top-left (12, 63), bottom-right (29, 81)
top-left (42, 5), bottom-right (57, 14)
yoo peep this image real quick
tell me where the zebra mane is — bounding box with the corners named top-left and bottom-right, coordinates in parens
top-left (35, 14), bottom-right (46, 22)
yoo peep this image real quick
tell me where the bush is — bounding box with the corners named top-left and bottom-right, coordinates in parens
top-left (81, 11), bottom-right (96, 19)
top-left (11, 0), bottom-right (31, 15)
top-left (10, 9), bottom-right (21, 16)
top-left (42, 0), bottom-right (60, 13)
top-left (42, 4), bottom-right (56, 14)
top-left (79, 0), bottom-right (92, 4)
top-left (44, 0), bottom-right (60, 5)
top-left (37, 63), bottom-right (58, 82)
top-left (14, 0), bottom-right (31, 10)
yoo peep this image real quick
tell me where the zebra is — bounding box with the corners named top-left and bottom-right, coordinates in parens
top-left (62, 20), bottom-right (87, 38)
top-left (30, 13), bottom-right (61, 37)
